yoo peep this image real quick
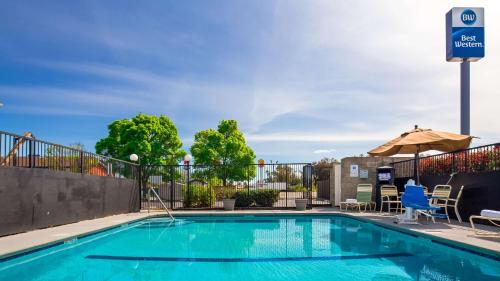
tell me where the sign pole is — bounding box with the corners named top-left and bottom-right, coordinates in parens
top-left (460, 59), bottom-right (470, 135)
top-left (446, 7), bottom-right (484, 136)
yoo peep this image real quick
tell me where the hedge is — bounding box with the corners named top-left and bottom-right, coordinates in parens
top-left (183, 184), bottom-right (216, 208)
top-left (251, 190), bottom-right (280, 207)
top-left (234, 191), bottom-right (254, 207)
top-left (233, 189), bottom-right (280, 208)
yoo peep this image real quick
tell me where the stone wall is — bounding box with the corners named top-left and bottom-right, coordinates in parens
top-left (0, 166), bottom-right (140, 236)
top-left (334, 157), bottom-right (410, 204)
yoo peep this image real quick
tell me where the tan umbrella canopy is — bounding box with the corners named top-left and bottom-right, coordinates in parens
top-left (368, 125), bottom-right (473, 184)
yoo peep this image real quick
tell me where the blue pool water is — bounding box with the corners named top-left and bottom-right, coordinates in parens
top-left (0, 215), bottom-right (499, 281)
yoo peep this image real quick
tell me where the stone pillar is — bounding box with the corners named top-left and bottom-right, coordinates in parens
top-left (332, 163), bottom-right (341, 206)
top-left (329, 164), bottom-right (335, 206)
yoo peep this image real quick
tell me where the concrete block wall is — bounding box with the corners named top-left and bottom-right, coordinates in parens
top-left (0, 166), bottom-right (140, 236)
top-left (331, 157), bottom-right (410, 205)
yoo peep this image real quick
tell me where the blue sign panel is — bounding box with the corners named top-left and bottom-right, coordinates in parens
top-left (446, 7), bottom-right (484, 62)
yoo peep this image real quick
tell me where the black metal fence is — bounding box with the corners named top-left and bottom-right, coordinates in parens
top-left (393, 143), bottom-right (500, 178)
top-left (1, 130), bottom-right (332, 210)
top-left (0, 130), bottom-right (138, 179)
top-left (143, 163), bottom-right (330, 209)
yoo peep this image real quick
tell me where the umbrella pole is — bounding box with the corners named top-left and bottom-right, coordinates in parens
top-left (415, 145), bottom-right (421, 185)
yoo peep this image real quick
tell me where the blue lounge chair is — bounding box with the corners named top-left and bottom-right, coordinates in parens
top-left (401, 185), bottom-right (447, 223)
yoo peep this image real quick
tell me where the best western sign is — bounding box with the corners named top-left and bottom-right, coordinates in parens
top-left (446, 7), bottom-right (484, 62)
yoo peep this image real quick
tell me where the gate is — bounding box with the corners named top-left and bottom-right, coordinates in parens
top-left (142, 163), bottom-right (317, 209)
top-left (312, 166), bottom-right (332, 206)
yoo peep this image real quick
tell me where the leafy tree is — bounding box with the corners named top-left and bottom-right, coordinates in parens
top-left (265, 164), bottom-right (302, 185)
top-left (95, 113), bottom-right (185, 185)
top-left (190, 120), bottom-right (256, 186)
top-left (45, 142), bottom-right (87, 173)
top-left (312, 157), bottom-right (338, 168)
top-left (69, 142), bottom-right (85, 151)
top-left (312, 157), bottom-right (339, 180)
top-left (46, 142), bottom-right (85, 156)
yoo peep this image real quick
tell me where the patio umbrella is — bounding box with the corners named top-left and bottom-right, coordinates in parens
top-left (368, 125), bottom-right (472, 184)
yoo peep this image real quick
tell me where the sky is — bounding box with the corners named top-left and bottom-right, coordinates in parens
top-left (1, 0), bottom-right (499, 163)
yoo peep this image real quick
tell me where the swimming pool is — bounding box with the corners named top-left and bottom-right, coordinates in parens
top-left (0, 215), bottom-right (499, 281)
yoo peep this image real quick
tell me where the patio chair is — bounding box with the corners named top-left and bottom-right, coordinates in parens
top-left (401, 185), bottom-right (447, 223)
top-left (340, 184), bottom-right (374, 212)
top-left (469, 210), bottom-right (500, 236)
top-left (422, 186), bottom-right (429, 194)
top-left (429, 185), bottom-right (452, 223)
top-left (379, 185), bottom-right (401, 213)
top-left (444, 186), bottom-right (464, 223)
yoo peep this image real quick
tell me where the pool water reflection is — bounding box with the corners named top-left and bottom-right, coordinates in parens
top-left (0, 216), bottom-right (498, 281)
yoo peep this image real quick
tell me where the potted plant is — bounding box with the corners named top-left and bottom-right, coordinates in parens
top-left (295, 198), bottom-right (308, 211)
top-left (222, 187), bottom-right (236, 211)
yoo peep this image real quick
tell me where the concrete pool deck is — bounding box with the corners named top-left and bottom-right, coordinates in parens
top-left (0, 212), bottom-right (152, 258)
top-left (1, 208), bottom-right (499, 259)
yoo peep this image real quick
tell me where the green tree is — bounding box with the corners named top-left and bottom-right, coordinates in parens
top-left (45, 142), bottom-right (86, 173)
top-left (95, 113), bottom-right (185, 185)
top-left (69, 142), bottom-right (85, 151)
top-left (190, 120), bottom-right (256, 186)
top-left (265, 164), bottom-right (302, 185)
top-left (312, 157), bottom-right (338, 180)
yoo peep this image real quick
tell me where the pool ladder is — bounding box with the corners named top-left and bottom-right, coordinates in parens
top-left (149, 188), bottom-right (175, 221)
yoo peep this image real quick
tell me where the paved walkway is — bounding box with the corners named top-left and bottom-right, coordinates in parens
top-left (342, 210), bottom-right (500, 257)
top-left (1, 208), bottom-right (498, 259)
top-left (0, 212), bottom-right (151, 258)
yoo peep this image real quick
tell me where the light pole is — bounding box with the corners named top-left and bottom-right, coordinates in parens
top-left (184, 154), bottom-right (192, 206)
top-left (129, 154), bottom-right (141, 211)
top-left (183, 154), bottom-right (192, 166)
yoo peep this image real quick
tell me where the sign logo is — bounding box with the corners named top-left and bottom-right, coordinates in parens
top-left (446, 7), bottom-right (484, 61)
top-left (461, 9), bottom-right (476, 25)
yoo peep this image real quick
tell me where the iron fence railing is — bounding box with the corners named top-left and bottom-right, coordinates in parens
top-left (0, 131), bottom-right (332, 210)
top-left (143, 163), bottom-right (329, 209)
top-left (392, 143), bottom-right (500, 178)
top-left (0, 130), bottom-right (138, 179)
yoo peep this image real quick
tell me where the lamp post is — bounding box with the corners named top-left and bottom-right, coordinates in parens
top-left (258, 159), bottom-right (265, 187)
top-left (184, 154), bottom-right (192, 207)
top-left (183, 154), bottom-right (192, 166)
top-left (129, 154), bottom-right (141, 212)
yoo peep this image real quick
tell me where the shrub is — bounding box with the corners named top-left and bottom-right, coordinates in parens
top-left (234, 191), bottom-right (254, 207)
top-left (183, 184), bottom-right (216, 208)
top-left (213, 186), bottom-right (238, 200)
top-left (418, 146), bottom-right (500, 176)
top-left (251, 190), bottom-right (280, 207)
top-left (288, 185), bottom-right (316, 192)
top-left (223, 187), bottom-right (238, 199)
top-left (226, 189), bottom-right (281, 208)
top-left (290, 185), bottom-right (307, 192)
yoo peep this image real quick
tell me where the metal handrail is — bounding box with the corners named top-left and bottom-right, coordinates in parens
top-left (149, 188), bottom-right (175, 221)
top-left (392, 142), bottom-right (500, 177)
top-left (391, 142), bottom-right (500, 165)
top-left (0, 130), bottom-right (137, 167)
top-left (145, 163), bottom-right (313, 169)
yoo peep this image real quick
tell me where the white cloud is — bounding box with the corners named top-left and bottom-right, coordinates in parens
top-left (257, 1), bottom-right (498, 143)
top-left (313, 149), bottom-right (336, 154)
top-left (3, 0), bottom-right (500, 161)
top-left (246, 132), bottom-right (388, 143)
